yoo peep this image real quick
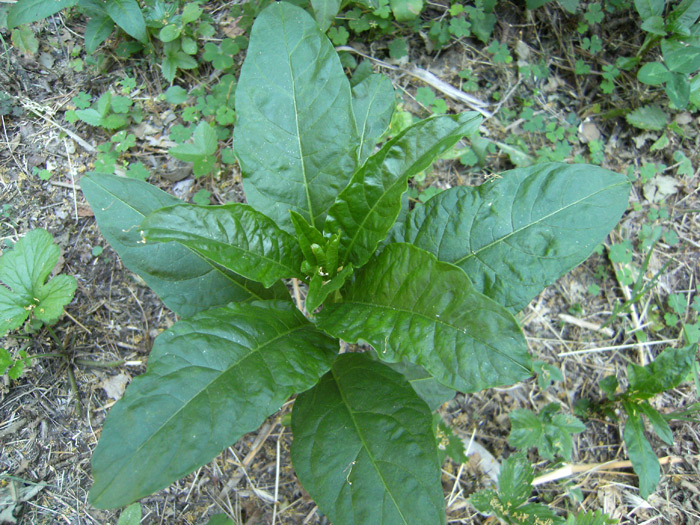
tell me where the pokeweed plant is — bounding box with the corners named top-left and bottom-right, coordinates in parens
top-left (81, 2), bottom-right (631, 520)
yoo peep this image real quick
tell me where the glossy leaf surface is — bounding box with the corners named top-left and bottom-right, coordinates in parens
top-left (81, 173), bottom-right (287, 318)
top-left (90, 300), bottom-right (337, 508)
top-left (317, 243), bottom-right (531, 392)
top-left (324, 113), bottom-right (482, 268)
top-left (141, 203), bottom-right (304, 287)
top-left (351, 74), bottom-right (396, 165)
top-left (0, 229), bottom-right (76, 333)
top-left (234, 2), bottom-right (358, 232)
top-left (291, 353), bottom-right (445, 525)
top-left (402, 163), bottom-right (630, 312)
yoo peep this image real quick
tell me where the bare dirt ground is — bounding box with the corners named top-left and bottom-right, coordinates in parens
top-left (1, 2), bottom-right (699, 524)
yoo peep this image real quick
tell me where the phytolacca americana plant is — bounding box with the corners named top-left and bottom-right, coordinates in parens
top-left (81, 3), bottom-right (630, 522)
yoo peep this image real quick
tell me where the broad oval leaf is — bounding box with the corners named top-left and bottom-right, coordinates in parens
top-left (7, 0), bottom-right (77, 29)
top-left (324, 112), bottom-right (482, 268)
top-left (0, 229), bottom-right (76, 333)
top-left (291, 353), bottom-right (445, 525)
top-left (401, 163), bottom-right (630, 312)
top-left (311, 0), bottom-right (342, 31)
top-left (105, 0), bottom-right (147, 42)
top-left (317, 243), bottom-right (531, 392)
top-left (84, 15), bottom-right (115, 54)
top-left (80, 173), bottom-right (289, 318)
top-left (352, 73), bottom-right (396, 165)
top-left (234, 2), bottom-right (359, 232)
top-left (141, 203), bottom-right (304, 287)
top-left (623, 409), bottom-right (660, 499)
top-left (90, 300), bottom-right (338, 508)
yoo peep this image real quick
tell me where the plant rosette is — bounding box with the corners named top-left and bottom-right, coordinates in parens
top-left (81, 3), bottom-right (630, 522)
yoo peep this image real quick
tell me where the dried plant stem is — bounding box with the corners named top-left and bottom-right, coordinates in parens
top-left (532, 455), bottom-right (687, 486)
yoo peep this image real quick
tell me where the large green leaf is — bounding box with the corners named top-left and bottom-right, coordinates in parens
top-left (0, 229), bottom-right (76, 333)
top-left (90, 300), bottom-right (337, 508)
top-left (401, 163), bottom-right (630, 312)
top-left (317, 243), bottom-right (531, 392)
top-left (141, 203), bottom-right (304, 288)
top-left (376, 356), bottom-right (456, 410)
top-left (80, 173), bottom-right (288, 318)
top-left (351, 74), bottom-right (396, 165)
top-left (7, 0), bottom-right (78, 29)
top-left (291, 353), bottom-right (445, 525)
top-left (311, 0), bottom-right (342, 31)
top-left (105, 0), bottom-right (147, 42)
top-left (623, 408), bottom-right (660, 499)
top-left (324, 113), bottom-right (482, 268)
top-left (234, 2), bottom-right (359, 232)
top-left (627, 345), bottom-right (697, 398)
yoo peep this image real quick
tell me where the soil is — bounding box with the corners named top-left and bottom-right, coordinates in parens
top-left (1, 2), bottom-right (699, 524)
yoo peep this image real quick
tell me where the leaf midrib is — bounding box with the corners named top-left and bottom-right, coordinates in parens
top-left (88, 178), bottom-right (268, 301)
top-left (332, 367), bottom-right (410, 525)
top-left (329, 299), bottom-right (529, 372)
top-left (93, 318), bottom-right (310, 503)
top-left (282, 13), bottom-right (315, 228)
top-left (146, 230), bottom-right (300, 282)
top-left (454, 180), bottom-right (628, 266)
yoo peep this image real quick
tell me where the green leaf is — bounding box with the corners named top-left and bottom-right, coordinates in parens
top-left (306, 264), bottom-right (353, 313)
top-left (90, 300), bottom-right (337, 508)
top-left (311, 0), bottom-right (342, 31)
top-left (390, 0), bottom-right (423, 21)
top-left (234, 2), bottom-right (359, 232)
top-left (351, 74), bottom-right (396, 165)
top-left (84, 15), bottom-right (114, 54)
top-left (325, 113), bottom-right (482, 269)
top-left (508, 403), bottom-right (585, 461)
top-left (640, 15), bottom-right (667, 34)
top-left (141, 203), bottom-right (304, 288)
top-left (626, 105), bottom-right (668, 131)
top-left (498, 452), bottom-right (535, 506)
top-left (116, 503), bottom-right (141, 525)
top-left (290, 210), bottom-right (326, 267)
top-left (638, 401), bottom-right (673, 445)
top-left (159, 24), bottom-right (181, 42)
top-left (205, 514), bottom-right (235, 525)
top-left (634, 0), bottom-right (665, 19)
top-left (317, 243), bottom-right (531, 392)
top-left (11, 26), bottom-right (39, 54)
top-left (665, 72), bottom-right (690, 108)
top-left (470, 452), bottom-right (562, 523)
top-left (291, 353), bottom-right (445, 525)
top-left (181, 2), bottom-right (203, 24)
top-left (375, 356), bottom-right (456, 410)
top-left (627, 345), bottom-right (697, 398)
top-left (80, 173), bottom-right (288, 318)
top-left (169, 122), bottom-right (217, 175)
top-left (566, 510), bottom-right (618, 525)
top-left (401, 163), bottom-right (629, 312)
top-left (623, 410), bottom-right (660, 499)
top-left (637, 62), bottom-right (671, 86)
top-left (0, 229), bottom-right (77, 334)
top-left (7, 0), bottom-right (77, 29)
top-left (105, 0), bottom-right (147, 42)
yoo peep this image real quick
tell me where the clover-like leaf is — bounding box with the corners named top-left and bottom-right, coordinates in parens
top-left (317, 243), bottom-right (531, 392)
top-left (0, 229), bottom-right (76, 334)
top-left (90, 300), bottom-right (337, 508)
top-left (291, 353), bottom-right (445, 525)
